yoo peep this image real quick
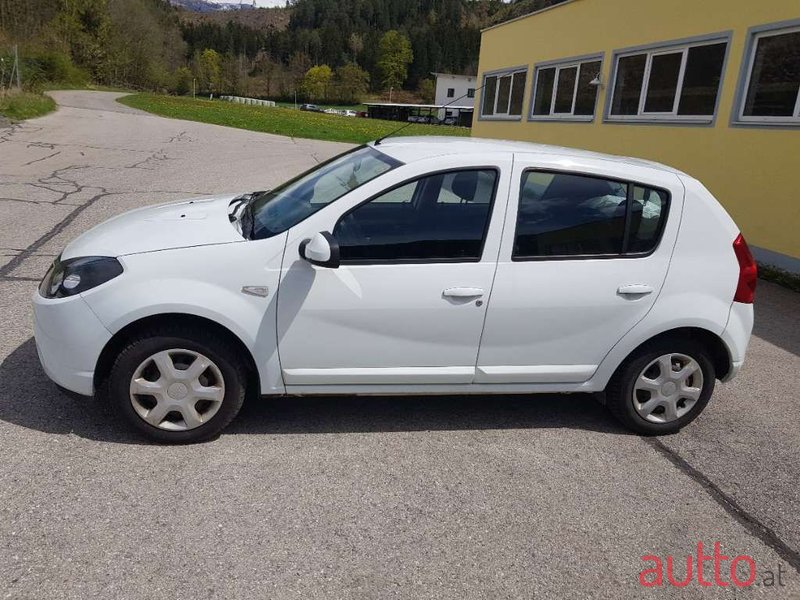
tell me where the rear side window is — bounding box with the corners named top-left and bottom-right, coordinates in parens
top-left (628, 185), bottom-right (669, 253)
top-left (513, 171), bottom-right (669, 259)
top-left (334, 169), bottom-right (498, 262)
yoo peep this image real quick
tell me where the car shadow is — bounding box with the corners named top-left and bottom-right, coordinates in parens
top-left (1, 338), bottom-right (629, 444)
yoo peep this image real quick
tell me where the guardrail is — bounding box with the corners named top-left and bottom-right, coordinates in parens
top-left (220, 96), bottom-right (276, 107)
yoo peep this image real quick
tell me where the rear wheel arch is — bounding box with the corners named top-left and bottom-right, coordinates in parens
top-left (612, 326), bottom-right (732, 384)
top-left (93, 313), bottom-right (260, 394)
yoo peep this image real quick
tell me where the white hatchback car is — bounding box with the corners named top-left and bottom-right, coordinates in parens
top-left (33, 138), bottom-right (756, 443)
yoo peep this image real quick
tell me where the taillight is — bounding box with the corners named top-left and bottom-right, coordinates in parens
top-left (732, 234), bottom-right (757, 304)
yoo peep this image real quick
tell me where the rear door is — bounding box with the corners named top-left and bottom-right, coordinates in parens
top-left (476, 155), bottom-right (684, 384)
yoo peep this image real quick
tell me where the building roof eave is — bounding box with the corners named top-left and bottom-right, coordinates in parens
top-left (481, 0), bottom-right (584, 33)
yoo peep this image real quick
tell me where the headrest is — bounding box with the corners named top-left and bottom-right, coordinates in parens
top-left (452, 171), bottom-right (479, 202)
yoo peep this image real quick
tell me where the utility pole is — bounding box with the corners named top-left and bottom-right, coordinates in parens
top-left (14, 44), bottom-right (21, 89)
top-left (192, 78), bottom-right (196, 99)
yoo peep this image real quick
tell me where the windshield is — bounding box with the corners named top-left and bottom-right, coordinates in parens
top-left (249, 145), bottom-right (402, 239)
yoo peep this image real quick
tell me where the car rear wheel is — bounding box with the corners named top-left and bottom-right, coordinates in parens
top-left (606, 338), bottom-right (715, 435)
top-left (105, 327), bottom-right (246, 443)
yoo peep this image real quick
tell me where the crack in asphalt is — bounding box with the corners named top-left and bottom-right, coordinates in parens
top-left (646, 437), bottom-right (800, 573)
top-left (0, 275), bottom-right (40, 282)
top-left (0, 187), bottom-right (113, 278)
top-left (21, 151), bottom-right (62, 167)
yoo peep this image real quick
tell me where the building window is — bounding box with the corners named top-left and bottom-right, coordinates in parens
top-left (531, 57), bottom-right (602, 120)
top-left (447, 88), bottom-right (455, 98)
top-left (735, 25), bottom-right (800, 125)
top-left (481, 69), bottom-right (528, 119)
top-left (467, 88), bottom-right (475, 98)
top-left (608, 36), bottom-right (728, 123)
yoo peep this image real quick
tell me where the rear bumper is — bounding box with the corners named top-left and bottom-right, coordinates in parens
top-left (32, 290), bottom-right (112, 396)
top-left (720, 302), bottom-right (754, 382)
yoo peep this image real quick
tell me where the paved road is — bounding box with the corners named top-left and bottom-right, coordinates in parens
top-left (0, 91), bottom-right (798, 599)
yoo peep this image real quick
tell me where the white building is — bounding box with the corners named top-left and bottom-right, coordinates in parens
top-left (432, 73), bottom-right (477, 106)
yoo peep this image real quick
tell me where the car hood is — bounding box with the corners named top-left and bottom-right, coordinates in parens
top-left (62, 195), bottom-right (243, 259)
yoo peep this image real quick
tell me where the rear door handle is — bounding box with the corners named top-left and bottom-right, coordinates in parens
top-left (443, 287), bottom-right (485, 298)
top-left (617, 284), bottom-right (654, 296)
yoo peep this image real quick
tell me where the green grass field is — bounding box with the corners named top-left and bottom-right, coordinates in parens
top-left (117, 94), bottom-right (470, 144)
top-left (0, 92), bottom-right (57, 121)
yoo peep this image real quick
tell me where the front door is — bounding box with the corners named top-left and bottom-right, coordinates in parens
top-left (276, 155), bottom-right (512, 388)
top-left (476, 159), bottom-right (684, 384)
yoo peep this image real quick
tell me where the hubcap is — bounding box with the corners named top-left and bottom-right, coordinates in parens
top-left (632, 353), bottom-right (704, 424)
top-left (129, 349), bottom-right (225, 431)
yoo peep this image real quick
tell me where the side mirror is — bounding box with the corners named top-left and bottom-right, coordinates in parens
top-left (299, 231), bottom-right (340, 269)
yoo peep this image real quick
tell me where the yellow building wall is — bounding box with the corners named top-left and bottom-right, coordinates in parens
top-left (473, 0), bottom-right (800, 262)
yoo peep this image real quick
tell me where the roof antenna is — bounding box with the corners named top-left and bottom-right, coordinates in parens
top-left (374, 79), bottom-right (487, 145)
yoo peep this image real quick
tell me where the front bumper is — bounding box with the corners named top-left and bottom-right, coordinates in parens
top-left (32, 290), bottom-right (112, 396)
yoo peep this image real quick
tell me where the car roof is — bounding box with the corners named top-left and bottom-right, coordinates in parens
top-left (371, 136), bottom-right (686, 176)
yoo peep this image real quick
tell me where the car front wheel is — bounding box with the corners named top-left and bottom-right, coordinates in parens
top-left (105, 326), bottom-right (247, 443)
top-left (606, 338), bottom-right (716, 435)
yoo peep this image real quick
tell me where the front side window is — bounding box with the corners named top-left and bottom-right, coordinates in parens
top-left (250, 146), bottom-right (401, 239)
top-left (610, 39), bottom-right (727, 121)
top-left (333, 169), bottom-right (498, 262)
top-left (480, 69), bottom-right (527, 118)
top-left (532, 59), bottom-right (602, 119)
top-left (513, 171), bottom-right (669, 259)
top-left (738, 26), bottom-right (800, 124)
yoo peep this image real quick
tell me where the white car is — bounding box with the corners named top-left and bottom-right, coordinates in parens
top-left (33, 138), bottom-right (756, 443)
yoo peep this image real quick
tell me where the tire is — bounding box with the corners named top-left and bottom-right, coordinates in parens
top-left (605, 337), bottom-right (715, 435)
top-left (104, 325), bottom-right (247, 443)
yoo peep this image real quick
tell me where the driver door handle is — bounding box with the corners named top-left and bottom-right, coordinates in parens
top-left (617, 284), bottom-right (654, 296)
top-left (443, 287), bottom-right (485, 298)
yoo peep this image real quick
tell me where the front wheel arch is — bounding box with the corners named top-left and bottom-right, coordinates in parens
top-left (94, 313), bottom-right (260, 395)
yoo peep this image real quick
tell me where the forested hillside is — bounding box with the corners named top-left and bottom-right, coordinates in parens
top-left (0, 0), bottom-right (566, 103)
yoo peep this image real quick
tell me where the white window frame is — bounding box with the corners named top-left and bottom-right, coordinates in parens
top-left (529, 55), bottom-right (603, 122)
top-left (736, 25), bottom-right (800, 126)
top-left (606, 35), bottom-right (730, 124)
top-left (479, 67), bottom-right (528, 121)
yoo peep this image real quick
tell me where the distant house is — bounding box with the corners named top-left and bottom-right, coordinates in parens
top-left (432, 73), bottom-right (477, 107)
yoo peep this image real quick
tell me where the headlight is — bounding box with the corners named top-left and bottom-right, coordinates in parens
top-left (39, 256), bottom-right (123, 298)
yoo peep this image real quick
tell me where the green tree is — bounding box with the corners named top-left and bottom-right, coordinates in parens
top-left (417, 78), bottom-right (435, 103)
top-left (174, 66), bottom-right (193, 96)
top-left (196, 48), bottom-right (222, 94)
top-left (301, 64), bottom-right (332, 101)
top-left (51, 0), bottom-right (112, 80)
top-left (334, 63), bottom-right (369, 103)
top-left (377, 30), bottom-right (413, 91)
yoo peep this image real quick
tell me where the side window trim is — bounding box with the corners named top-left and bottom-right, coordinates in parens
top-left (511, 168), bottom-right (671, 262)
top-left (333, 167), bottom-right (502, 265)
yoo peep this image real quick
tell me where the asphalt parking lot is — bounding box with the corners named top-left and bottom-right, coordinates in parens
top-left (1, 91), bottom-right (798, 599)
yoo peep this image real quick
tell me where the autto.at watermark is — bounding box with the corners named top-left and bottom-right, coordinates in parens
top-left (640, 542), bottom-right (790, 589)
